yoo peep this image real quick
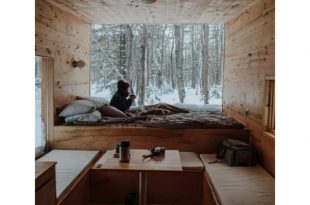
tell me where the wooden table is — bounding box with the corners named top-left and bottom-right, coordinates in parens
top-left (93, 149), bottom-right (182, 205)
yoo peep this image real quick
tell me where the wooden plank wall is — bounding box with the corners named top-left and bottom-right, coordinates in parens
top-left (223, 0), bottom-right (275, 176)
top-left (44, 0), bottom-right (255, 24)
top-left (35, 0), bottom-right (91, 117)
top-left (90, 171), bottom-right (203, 204)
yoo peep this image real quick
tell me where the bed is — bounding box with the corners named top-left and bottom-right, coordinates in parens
top-left (65, 111), bottom-right (245, 129)
top-left (52, 110), bottom-right (249, 153)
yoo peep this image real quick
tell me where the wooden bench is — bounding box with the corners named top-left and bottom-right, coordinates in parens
top-left (200, 154), bottom-right (275, 205)
top-left (36, 149), bottom-right (101, 205)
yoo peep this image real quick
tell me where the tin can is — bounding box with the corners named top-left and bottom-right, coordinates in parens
top-left (119, 140), bottom-right (130, 162)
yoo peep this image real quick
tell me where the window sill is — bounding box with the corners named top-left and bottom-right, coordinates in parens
top-left (35, 147), bottom-right (46, 159)
top-left (263, 131), bottom-right (275, 141)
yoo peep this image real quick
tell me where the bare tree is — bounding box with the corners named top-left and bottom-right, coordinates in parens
top-left (170, 32), bottom-right (176, 89)
top-left (174, 24), bottom-right (185, 103)
top-left (125, 25), bottom-right (133, 82)
top-left (119, 25), bottom-right (127, 79)
top-left (191, 25), bottom-right (196, 89)
top-left (138, 25), bottom-right (147, 106)
top-left (158, 25), bottom-right (167, 87)
top-left (201, 24), bottom-right (209, 104)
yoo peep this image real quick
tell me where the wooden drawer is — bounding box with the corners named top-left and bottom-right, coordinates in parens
top-left (36, 177), bottom-right (56, 205)
top-left (35, 161), bottom-right (57, 205)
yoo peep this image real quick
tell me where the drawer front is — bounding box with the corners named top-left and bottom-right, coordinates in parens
top-left (36, 178), bottom-right (56, 205)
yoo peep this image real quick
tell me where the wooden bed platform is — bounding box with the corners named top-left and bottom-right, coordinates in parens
top-left (52, 126), bottom-right (250, 153)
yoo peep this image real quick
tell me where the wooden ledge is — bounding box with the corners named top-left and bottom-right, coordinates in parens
top-left (53, 125), bottom-right (250, 153)
top-left (262, 131), bottom-right (275, 142)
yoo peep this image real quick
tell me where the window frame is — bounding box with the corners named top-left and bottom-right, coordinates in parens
top-left (263, 77), bottom-right (275, 135)
top-left (35, 56), bottom-right (54, 157)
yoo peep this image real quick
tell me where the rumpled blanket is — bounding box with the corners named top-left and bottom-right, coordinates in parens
top-left (67, 111), bottom-right (244, 129)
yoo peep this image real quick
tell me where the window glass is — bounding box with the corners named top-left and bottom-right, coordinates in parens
top-left (35, 56), bottom-right (47, 156)
top-left (90, 24), bottom-right (224, 106)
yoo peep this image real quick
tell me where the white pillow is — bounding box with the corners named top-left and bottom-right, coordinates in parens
top-left (77, 96), bottom-right (109, 108)
top-left (99, 105), bottom-right (128, 118)
top-left (65, 110), bottom-right (102, 123)
top-left (59, 100), bottom-right (97, 118)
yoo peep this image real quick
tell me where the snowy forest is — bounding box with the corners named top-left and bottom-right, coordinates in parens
top-left (90, 24), bottom-right (224, 106)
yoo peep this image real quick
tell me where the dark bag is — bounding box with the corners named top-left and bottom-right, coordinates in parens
top-left (217, 139), bottom-right (256, 166)
top-left (124, 192), bottom-right (138, 205)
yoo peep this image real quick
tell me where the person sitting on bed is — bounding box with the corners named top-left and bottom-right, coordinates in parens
top-left (110, 80), bottom-right (136, 112)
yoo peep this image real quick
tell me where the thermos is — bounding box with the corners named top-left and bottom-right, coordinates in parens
top-left (119, 140), bottom-right (130, 162)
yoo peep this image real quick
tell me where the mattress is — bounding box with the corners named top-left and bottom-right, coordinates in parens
top-left (200, 154), bottom-right (275, 205)
top-left (66, 111), bottom-right (245, 129)
top-left (36, 149), bottom-right (99, 198)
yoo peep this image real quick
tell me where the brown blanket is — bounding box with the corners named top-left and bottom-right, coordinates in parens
top-left (137, 111), bottom-right (244, 129)
top-left (125, 103), bottom-right (189, 116)
top-left (68, 111), bottom-right (244, 129)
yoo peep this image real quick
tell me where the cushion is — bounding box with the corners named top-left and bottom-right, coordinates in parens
top-left (59, 100), bottom-right (96, 118)
top-left (36, 150), bottom-right (100, 198)
top-left (76, 96), bottom-right (109, 108)
top-left (64, 110), bottom-right (102, 123)
top-left (200, 154), bottom-right (275, 205)
top-left (180, 152), bottom-right (204, 170)
top-left (99, 105), bottom-right (128, 117)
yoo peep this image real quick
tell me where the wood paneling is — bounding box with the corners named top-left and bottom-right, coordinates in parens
top-left (90, 170), bottom-right (203, 205)
top-left (147, 171), bottom-right (203, 205)
top-left (202, 172), bottom-right (219, 205)
top-left (223, 0), bottom-right (275, 176)
top-left (58, 173), bottom-right (90, 205)
top-left (53, 126), bottom-right (249, 153)
top-left (90, 171), bottom-right (139, 204)
top-left (45, 0), bottom-right (256, 24)
top-left (35, 0), bottom-right (91, 125)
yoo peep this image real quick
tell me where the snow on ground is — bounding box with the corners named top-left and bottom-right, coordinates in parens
top-left (35, 87), bottom-right (42, 149)
top-left (35, 82), bottom-right (46, 153)
top-left (92, 85), bottom-right (222, 111)
top-left (92, 88), bottom-right (113, 101)
top-left (173, 103), bottom-right (222, 112)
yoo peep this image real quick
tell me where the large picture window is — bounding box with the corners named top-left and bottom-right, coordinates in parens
top-left (90, 24), bottom-right (224, 106)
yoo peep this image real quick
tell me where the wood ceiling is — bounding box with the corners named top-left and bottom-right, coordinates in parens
top-left (44, 0), bottom-right (257, 24)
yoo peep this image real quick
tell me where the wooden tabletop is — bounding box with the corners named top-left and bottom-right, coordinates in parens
top-left (35, 161), bottom-right (57, 179)
top-left (93, 149), bottom-right (182, 172)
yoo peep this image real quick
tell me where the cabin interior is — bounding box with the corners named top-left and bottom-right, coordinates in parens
top-left (35, 0), bottom-right (275, 205)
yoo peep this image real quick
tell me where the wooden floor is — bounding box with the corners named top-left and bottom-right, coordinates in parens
top-left (89, 204), bottom-right (173, 205)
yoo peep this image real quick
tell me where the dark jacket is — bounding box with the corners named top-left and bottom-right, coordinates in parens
top-left (110, 90), bottom-right (133, 112)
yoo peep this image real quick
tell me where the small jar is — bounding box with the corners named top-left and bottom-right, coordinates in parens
top-left (119, 140), bottom-right (130, 162)
top-left (114, 144), bottom-right (120, 158)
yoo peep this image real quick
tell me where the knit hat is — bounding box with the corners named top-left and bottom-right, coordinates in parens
top-left (117, 80), bottom-right (129, 91)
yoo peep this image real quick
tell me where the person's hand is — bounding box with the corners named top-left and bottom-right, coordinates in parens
top-left (129, 95), bottom-right (136, 101)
